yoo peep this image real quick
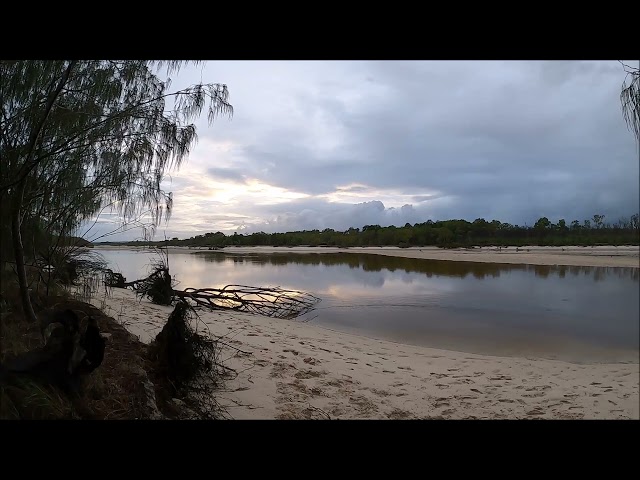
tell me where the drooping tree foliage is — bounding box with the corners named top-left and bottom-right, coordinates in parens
top-left (0, 61), bottom-right (233, 323)
top-left (620, 61), bottom-right (639, 144)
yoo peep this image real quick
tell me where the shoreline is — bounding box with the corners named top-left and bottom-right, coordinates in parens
top-left (89, 288), bottom-right (640, 420)
top-left (94, 245), bottom-right (640, 268)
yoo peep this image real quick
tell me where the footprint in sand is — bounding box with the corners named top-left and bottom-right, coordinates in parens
top-left (453, 378), bottom-right (475, 385)
top-left (522, 392), bottom-right (546, 398)
top-left (371, 388), bottom-right (392, 397)
top-left (294, 369), bottom-right (325, 380)
top-left (526, 408), bottom-right (545, 416)
top-left (525, 386), bottom-right (550, 392)
top-left (454, 395), bottom-right (478, 400)
top-left (386, 409), bottom-right (412, 419)
top-left (309, 387), bottom-right (326, 397)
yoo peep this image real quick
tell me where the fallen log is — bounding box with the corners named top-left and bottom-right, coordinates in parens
top-left (104, 247), bottom-right (321, 319)
top-left (175, 285), bottom-right (320, 319)
top-left (106, 272), bottom-right (320, 319)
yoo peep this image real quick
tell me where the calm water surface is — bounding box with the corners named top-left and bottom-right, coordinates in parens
top-left (96, 248), bottom-right (639, 363)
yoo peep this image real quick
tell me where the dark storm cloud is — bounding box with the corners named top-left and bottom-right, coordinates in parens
top-left (87, 61), bottom-right (639, 240)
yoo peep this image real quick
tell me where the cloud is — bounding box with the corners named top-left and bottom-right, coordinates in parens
top-left (206, 167), bottom-right (247, 183)
top-left (236, 199), bottom-right (442, 234)
top-left (81, 61), bottom-right (639, 241)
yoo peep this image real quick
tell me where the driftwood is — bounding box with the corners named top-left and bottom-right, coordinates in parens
top-left (175, 285), bottom-right (320, 319)
top-left (104, 270), bottom-right (126, 288)
top-left (106, 271), bottom-right (320, 319)
top-left (104, 246), bottom-right (320, 319)
top-left (0, 309), bottom-right (106, 393)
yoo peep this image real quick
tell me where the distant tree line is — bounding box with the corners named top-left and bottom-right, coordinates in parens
top-left (100, 213), bottom-right (640, 249)
top-left (197, 251), bottom-right (639, 281)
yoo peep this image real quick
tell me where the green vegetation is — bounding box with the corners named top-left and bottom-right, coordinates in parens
top-left (0, 61), bottom-right (232, 419)
top-left (1, 59), bottom-right (638, 419)
top-left (100, 213), bottom-right (640, 249)
top-left (1, 60), bottom-right (232, 324)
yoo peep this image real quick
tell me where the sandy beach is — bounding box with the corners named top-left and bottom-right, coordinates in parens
top-left (89, 286), bottom-right (639, 420)
top-left (95, 245), bottom-right (640, 268)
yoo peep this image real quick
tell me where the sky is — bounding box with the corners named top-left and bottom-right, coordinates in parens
top-left (83, 60), bottom-right (639, 242)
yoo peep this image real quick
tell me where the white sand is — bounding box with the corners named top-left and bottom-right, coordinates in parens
top-left (95, 245), bottom-right (640, 268)
top-left (90, 288), bottom-right (639, 420)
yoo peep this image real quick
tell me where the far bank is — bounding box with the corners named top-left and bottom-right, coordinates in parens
top-left (94, 245), bottom-right (640, 269)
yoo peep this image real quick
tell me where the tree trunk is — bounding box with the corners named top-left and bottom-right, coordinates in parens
top-left (11, 177), bottom-right (38, 323)
top-left (6, 62), bottom-right (76, 325)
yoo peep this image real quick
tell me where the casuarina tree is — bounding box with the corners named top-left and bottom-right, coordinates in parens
top-left (0, 61), bottom-right (233, 323)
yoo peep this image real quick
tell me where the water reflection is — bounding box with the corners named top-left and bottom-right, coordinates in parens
top-left (198, 252), bottom-right (639, 283)
top-left (98, 249), bottom-right (639, 363)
